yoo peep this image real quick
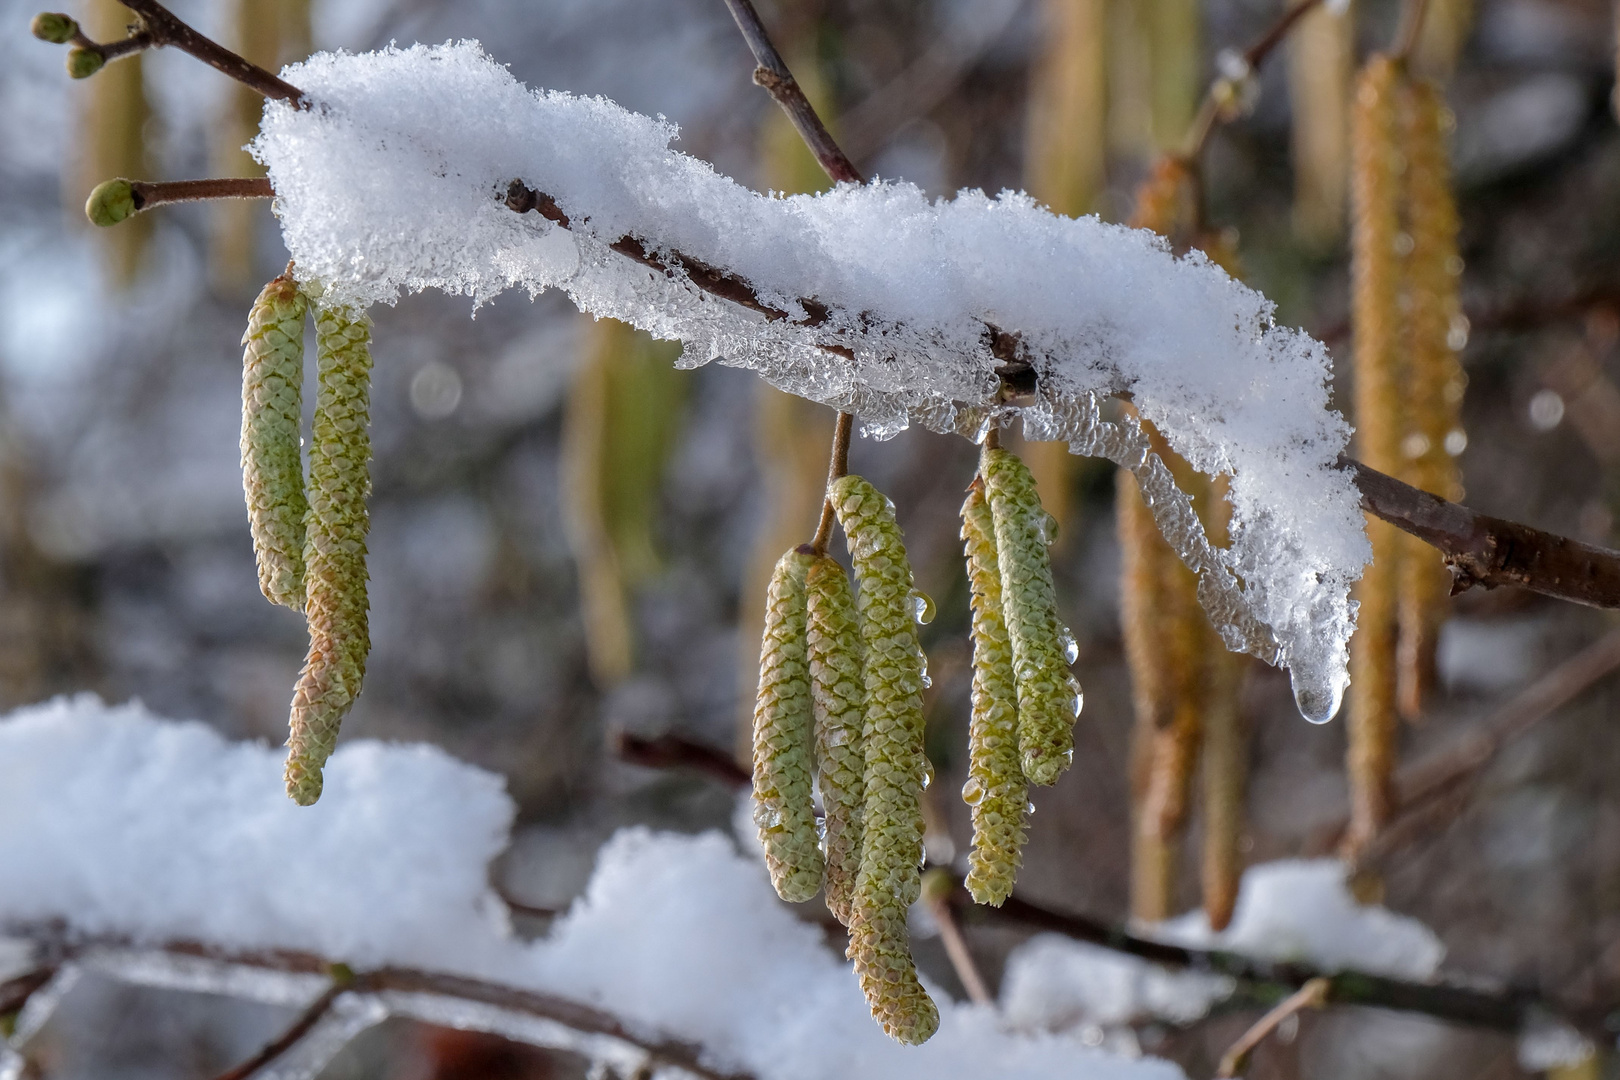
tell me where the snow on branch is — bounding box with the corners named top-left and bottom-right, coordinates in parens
top-left (253, 42), bottom-right (1366, 721)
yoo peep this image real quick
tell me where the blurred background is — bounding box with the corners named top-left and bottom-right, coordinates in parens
top-left (4, 0), bottom-right (1620, 1075)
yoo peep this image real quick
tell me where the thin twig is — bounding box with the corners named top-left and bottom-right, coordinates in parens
top-left (1393, 0), bottom-right (1432, 62)
top-left (926, 891), bottom-right (994, 1006)
top-left (1216, 977), bottom-right (1330, 1077)
top-left (131, 177), bottom-right (275, 212)
top-left (810, 411), bottom-right (854, 554)
top-left (210, 979), bottom-right (345, 1080)
top-left (1184, 0), bottom-right (1326, 159)
top-left (609, 727), bottom-right (751, 786)
top-left (118, 0), bottom-right (304, 103)
top-left (720, 0), bottom-right (863, 185)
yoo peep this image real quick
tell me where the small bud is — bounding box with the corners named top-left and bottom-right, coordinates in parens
top-left (84, 178), bottom-right (136, 227)
top-left (31, 12), bottom-right (78, 43)
top-left (65, 45), bottom-right (103, 78)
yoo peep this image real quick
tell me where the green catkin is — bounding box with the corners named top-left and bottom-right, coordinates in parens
top-left (240, 271), bottom-right (309, 610)
top-left (959, 481), bottom-right (1028, 907)
top-left (285, 301), bottom-right (373, 806)
top-left (980, 447), bottom-right (1079, 787)
top-left (751, 547), bottom-right (826, 903)
top-left (805, 554), bottom-right (866, 926)
top-left (829, 474), bottom-right (938, 1046)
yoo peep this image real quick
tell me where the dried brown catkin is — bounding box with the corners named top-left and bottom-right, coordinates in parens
top-left (284, 301), bottom-right (373, 806)
top-left (752, 547), bottom-right (825, 904)
top-left (806, 554), bottom-right (866, 926)
top-left (830, 474), bottom-right (938, 1045)
top-left (240, 271), bottom-right (308, 609)
top-left (1199, 474), bottom-right (1245, 932)
top-left (1345, 54), bottom-right (1405, 857)
top-left (959, 481), bottom-right (1028, 907)
top-left (1396, 77), bottom-right (1465, 721)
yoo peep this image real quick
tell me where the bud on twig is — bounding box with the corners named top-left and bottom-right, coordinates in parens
top-left (66, 45), bottom-right (105, 78)
top-left (30, 11), bottom-right (77, 43)
top-left (84, 178), bottom-right (135, 227)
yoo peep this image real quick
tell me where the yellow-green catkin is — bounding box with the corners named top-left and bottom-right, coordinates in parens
top-left (980, 447), bottom-right (1078, 787)
top-left (240, 271), bottom-right (309, 609)
top-left (830, 474), bottom-right (938, 1046)
top-left (285, 302), bottom-right (373, 806)
top-left (959, 481), bottom-right (1028, 907)
top-left (806, 554), bottom-right (865, 926)
top-left (1346, 54), bottom-right (1405, 857)
top-left (752, 547), bottom-right (825, 904)
top-left (1396, 78), bottom-right (1465, 721)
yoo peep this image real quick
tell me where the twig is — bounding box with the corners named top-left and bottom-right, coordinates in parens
top-left (1393, 0), bottom-right (1432, 62)
top-left (810, 411), bottom-right (854, 554)
top-left (720, 0), bottom-right (863, 185)
top-left (924, 884), bottom-right (994, 1007)
top-left (132, 177), bottom-right (275, 211)
top-left (609, 727), bottom-right (751, 786)
top-left (1344, 456), bottom-right (1620, 608)
top-left (1216, 977), bottom-right (1330, 1077)
top-left (210, 979), bottom-right (345, 1080)
top-left (0, 968), bottom-right (56, 1015)
top-left (116, 0), bottom-right (304, 103)
top-left (1183, 0), bottom-right (1326, 159)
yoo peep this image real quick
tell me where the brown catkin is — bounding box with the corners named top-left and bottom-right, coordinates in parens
top-left (830, 474), bottom-right (938, 1046)
top-left (1127, 154), bottom-right (1194, 236)
top-left (1199, 475), bottom-right (1245, 932)
top-left (1346, 54), bottom-right (1405, 857)
top-left (752, 547), bottom-right (825, 904)
top-left (959, 481), bottom-right (1028, 907)
top-left (1396, 78), bottom-right (1465, 721)
top-left (240, 271), bottom-right (309, 609)
top-left (284, 302), bottom-right (373, 806)
top-left (806, 554), bottom-right (865, 925)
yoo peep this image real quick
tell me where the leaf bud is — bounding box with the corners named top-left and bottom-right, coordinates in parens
top-left (31, 12), bottom-right (77, 43)
top-left (65, 45), bottom-right (104, 78)
top-left (84, 178), bottom-right (135, 227)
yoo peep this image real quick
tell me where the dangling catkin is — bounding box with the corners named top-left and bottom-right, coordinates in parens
top-left (959, 480), bottom-right (1028, 907)
top-left (752, 546), bottom-right (825, 904)
top-left (1198, 475), bottom-right (1245, 932)
top-left (240, 271), bottom-right (309, 610)
top-left (1346, 54), bottom-right (1405, 857)
top-left (1396, 77), bottom-right (1465, 721)
top-left (830, 474), bottom-right (938, 1045)
top-left (806, 554), bottom-right (865, 926)
top-left (285, 301), bottom-right (373, 806)
top-left (980, 447), bottom-right (1078, 787)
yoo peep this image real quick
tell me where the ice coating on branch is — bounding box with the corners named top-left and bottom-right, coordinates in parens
top-left (254, 41), bottom-right (1368, 715)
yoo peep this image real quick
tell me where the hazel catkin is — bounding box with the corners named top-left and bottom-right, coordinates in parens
top-left (751, 546), bottom-right (826, 904)
top-left (959, 480), bottom-right (1028, 907)
top-left (980, 447), bottom-right (1079, 787)
top-left (829, 473), bottom-right (938, 1045)
top-left (240, 270), bottom-right (309, 610)
top-left (806, 554), bottom-right (866, 926)
top-left (284, 301), bottom-right (373, 806)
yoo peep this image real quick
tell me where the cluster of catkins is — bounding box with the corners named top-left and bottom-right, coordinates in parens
top-left (751, 446), bottom-right (1080, 1044)
top-left (240, 268), bottom-right (374, 806)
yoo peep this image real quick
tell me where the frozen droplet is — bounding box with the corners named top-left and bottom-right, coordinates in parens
top-left (1291, 668), bottom-right (1344, 724)
top-left (1063, 748), bottom-right (1075, 765)
top-left (1039, 512), bottom-right (1060, 546)
top-left (815, 816), bottom-right (828, 841)
top-left (911, 591), bottom-right (936, 625)
top-left (961, 777), bottom-right (985, 805)
top-left (1060, 628), bottom-right (1079, 664)
top-left (882, 495), bottom-right (896, 514)
top-left (918, 650), bottom-right (932, 689)
top-left (1067, 674), bottom-right (1084, 717)
top-left (1026, 801), bottom-right (1036, 815)
top-left (919, 759), bottom-right (934, 790)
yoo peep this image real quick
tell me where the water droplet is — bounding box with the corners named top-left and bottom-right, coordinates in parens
top-left (1291, 668), bottom-right (1345, 724)
top-left (1039, 512), bottom-right (1060, 546)
top-left (961, 778), bottom-right (985, 805)
top-left (911, 591), bottom-right (936, 625)
top-left (1060, 628), bottom-right (1079, 664)
top-left (1068, 675), bottom-right (1084, 717)
top-left (918, 650), bottom-right (932, 689)
top-left (815, 816), bottom-right (828, 841)
top-left (882, 495), bottom-right (896, 514)
top-left (919, 759), bottom-right (935, 790)
top-left (827, 727), bottom-right (851, 747)
top-left (1026, 801), bottom-right (1037, 815)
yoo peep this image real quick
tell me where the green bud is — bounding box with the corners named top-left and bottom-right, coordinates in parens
top-left (84, 179), bottom-right (134, 227)
top-left (31, 12), bottom-right (78, 43)
top-left (65, 45), bottom-right (103, 78)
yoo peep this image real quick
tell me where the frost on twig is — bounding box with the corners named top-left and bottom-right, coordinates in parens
top-left (254, 42), bottom-right (1367, 718)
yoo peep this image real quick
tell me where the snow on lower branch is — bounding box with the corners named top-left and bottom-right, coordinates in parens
top-left (252, 41), bottom-right (1368, 721)
top-left (0, 697), bottom-right (1181, 1080)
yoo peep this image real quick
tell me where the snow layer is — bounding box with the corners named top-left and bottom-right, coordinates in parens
top-left (0, 698), bottom-right (1182, 1080)
top-left (252, 41), bottom-right (1368, 721)
top-left (1000, 936), bottom-right (1232, 1032)
top-left (1154, 859), bottom-right (1446, 981)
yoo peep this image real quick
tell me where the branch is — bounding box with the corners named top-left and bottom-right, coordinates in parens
top-left (1215, 977), bottom-right (1329, 1077)
top-left (1182, 0), bottom-right (1325, 159)
top-left (211, 978), bottom-right (344, 1080)
top-left (1344, 456), bottom-right (1620, 608)
top-left (720, 0), bottom-right (863, 185)
top-left (609, 727), bottom-right (751, 787)
top-left (117, 0), bottom-right (304, 103)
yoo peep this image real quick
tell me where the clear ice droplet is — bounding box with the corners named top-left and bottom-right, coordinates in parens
top-left (919, 759), bottom-right (935, 790)
top-left (1040, 512), bottom-right (1060, 547)
top-left (1291, 667), bottom-right (1345, 725)
top-left (911, 591), bottom-right (936, 625)
top-left (961, 777), bottom-right (985, 805)
top-left (1060, 628), bottom-right (1079, 664)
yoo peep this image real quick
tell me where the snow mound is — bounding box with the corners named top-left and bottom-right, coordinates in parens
top-left (252, 41), bottom-right (1368, 722)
